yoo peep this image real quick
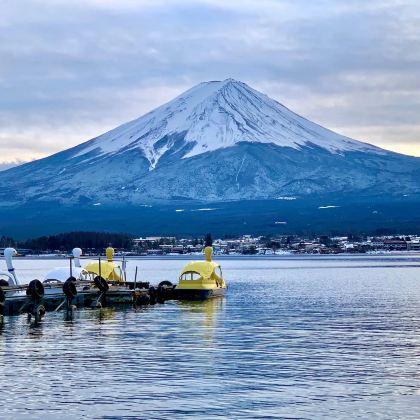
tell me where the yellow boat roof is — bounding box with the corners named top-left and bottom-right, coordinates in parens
top-left (84, 261), bottom-right (122, 280)
top-left (180, 261), bottom-right (220, 278)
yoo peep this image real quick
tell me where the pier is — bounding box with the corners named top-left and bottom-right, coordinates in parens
top-left (0, 278), bottom-right (175, 322)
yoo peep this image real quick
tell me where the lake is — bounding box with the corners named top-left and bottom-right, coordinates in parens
top-left (1, 255), bottom-right (420, 419)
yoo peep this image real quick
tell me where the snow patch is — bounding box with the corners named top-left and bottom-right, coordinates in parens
top-left (191, 208), bottom-right (217, 212)
top-left (277, 196), bottom-right (297, 201)
top-left (318, 205), bottom-right (340, 209)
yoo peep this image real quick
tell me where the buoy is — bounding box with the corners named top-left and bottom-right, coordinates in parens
top-left (26, 279), bottom-right (45, 300)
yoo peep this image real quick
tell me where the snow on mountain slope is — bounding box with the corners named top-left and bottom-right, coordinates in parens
top-left (72, 78), bottom-right (384, 169)
top-left (2, 78), bottom-right (419, 208)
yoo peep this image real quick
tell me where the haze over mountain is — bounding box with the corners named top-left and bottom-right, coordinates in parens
top-left (1, 79), bottom-right (419, 237)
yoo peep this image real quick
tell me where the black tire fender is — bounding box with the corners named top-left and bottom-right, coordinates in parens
top-left (0, 286), bottom-right (5, 304)
top-left (63, 278), bottom-right (77, 299)
top-left (135, 293), bottom-right (150, 306)
top-left (94, 276), bottom-right (109, 292)
top-left (157, 285), bottom-right (167, 304)
top-left (158, 280), bottom-right (173, 288)
top-left (149, 286), bottom-right (157, 305)
top-left (26, 279), bottom-right (45, 300)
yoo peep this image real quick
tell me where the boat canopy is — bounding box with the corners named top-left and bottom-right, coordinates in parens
top-left (84, 261), bottom-right (122, 281)
top-left (44, 267), bottom-right (87, 282)
top-left (180, 261), bottom-right (220, 279)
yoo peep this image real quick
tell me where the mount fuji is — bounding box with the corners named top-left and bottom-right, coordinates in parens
top-left (1, 79), bottom-right (420, 237)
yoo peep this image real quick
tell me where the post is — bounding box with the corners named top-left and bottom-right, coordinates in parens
top-left (69, 256), bottom-right (73, 278)
top-left (134, 266), bottom-right (138, 289)
top-left (122, 256), bottom-right (127, 283)
top-left (99, 256), bottom-right (102, 278)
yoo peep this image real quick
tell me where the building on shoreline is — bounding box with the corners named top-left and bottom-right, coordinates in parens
top-left (128, 234), bottom-right (420, 256)
top-left (3, 234), bottom-right (420, 257)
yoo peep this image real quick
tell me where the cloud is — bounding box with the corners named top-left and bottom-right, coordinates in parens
top-left (0, 159), bottom-right (27, 172)
top-left (0, 0), bottom-right (419, 161)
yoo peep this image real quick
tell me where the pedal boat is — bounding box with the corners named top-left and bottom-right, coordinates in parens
top-left (84, 247), bottom-right (123, 281)
top-left (0, 247), bottom-right (148, 317)
top-left (175, 246), bottom-right (226, 300)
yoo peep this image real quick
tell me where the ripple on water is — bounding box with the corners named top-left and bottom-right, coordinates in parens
top-left (1, 256), bottom-right (420, 418)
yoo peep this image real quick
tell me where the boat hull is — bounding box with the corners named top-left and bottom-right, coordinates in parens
top-left (174, 287), bottom-right (226, 300)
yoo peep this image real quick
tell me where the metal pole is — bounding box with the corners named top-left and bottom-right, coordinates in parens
top-left (134, 266), bottom-right (138, 289)
top-left (122, 256), bottom-right (127, 283)
top-left (54, 298), bottom-right (67, 312)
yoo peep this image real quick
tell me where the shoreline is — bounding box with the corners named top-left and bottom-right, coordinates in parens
top-left (15, 251), bottom-right (420, 261)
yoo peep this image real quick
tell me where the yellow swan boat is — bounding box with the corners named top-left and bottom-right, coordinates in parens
top-left (84, 247), bottom-right (123, 281)
top-left (175, 246), bottom-right (226, 300)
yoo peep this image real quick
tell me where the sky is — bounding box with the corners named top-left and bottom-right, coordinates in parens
top-left (1, 0), bottom-right (420, 168)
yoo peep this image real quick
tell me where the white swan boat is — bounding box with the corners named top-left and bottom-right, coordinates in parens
top-left (0, 247), bottom-right (149, 318)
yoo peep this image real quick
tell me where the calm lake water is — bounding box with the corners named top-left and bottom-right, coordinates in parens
top-left (2, 255), bottom-right (420, 419)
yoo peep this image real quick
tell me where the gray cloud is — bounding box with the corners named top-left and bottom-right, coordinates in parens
top-left (0, 0), bottom-right (419, 161)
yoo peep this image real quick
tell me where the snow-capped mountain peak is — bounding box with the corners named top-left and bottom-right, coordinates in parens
top-left (72, 78), bottom-right (383, 169)
top-left (1, 78), bottom-right (419, 213)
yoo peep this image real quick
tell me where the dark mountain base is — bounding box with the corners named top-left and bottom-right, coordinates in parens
top-left (1, 195), bottom-right (420, 240)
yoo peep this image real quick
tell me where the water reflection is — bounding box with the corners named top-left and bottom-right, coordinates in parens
top-left (177, 298), bottom-right (225, 343)
top-left (178, 298), bottom-right (224, 325)
top-left (178, 297), bottom-right (224, 314)
top-left (1, 256), bottom-right (420, 418)
top-left (94, 307), bottom-right (116, 323)
top-left (27, 317), bottom-right (45, 338)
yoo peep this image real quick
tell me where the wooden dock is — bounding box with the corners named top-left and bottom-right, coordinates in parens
top-left (0, 278), bottom-right (174, 321)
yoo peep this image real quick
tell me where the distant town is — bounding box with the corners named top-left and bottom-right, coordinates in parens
top-left (130, 234), bottom-right (420, 255)
top-left (2, 232), bottom-right (420, 256)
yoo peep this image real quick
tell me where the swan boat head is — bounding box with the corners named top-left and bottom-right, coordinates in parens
top-left (1, 248), bottom-right (20, 286)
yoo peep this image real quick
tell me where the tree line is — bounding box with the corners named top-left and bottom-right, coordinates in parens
top-left (1, 231), bottom-right (133, 252)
